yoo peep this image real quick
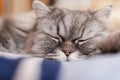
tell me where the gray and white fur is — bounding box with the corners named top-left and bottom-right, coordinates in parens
top-left (23, 1), bottom-right (111, 61)
top-left (1, 0), bottom-right (120, 61)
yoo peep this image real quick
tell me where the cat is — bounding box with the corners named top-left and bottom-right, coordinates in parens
top-left (0, 12), bottom-right (36, 53)
top-left (98, 30), bottom-right (120, 53)
top-left (22, 0), bottom-right (114, 61)
top-left (0, 0), bottom-right (120, 61)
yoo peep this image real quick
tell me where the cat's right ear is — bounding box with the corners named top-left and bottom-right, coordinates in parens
top-left (32, 0), bottom-right (50, 17)
top-left (94, 6), bottom-right (112, 24)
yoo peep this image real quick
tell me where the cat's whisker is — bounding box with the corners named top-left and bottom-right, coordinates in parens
top-left (46, 53), bottom-right (59, 56)
top-left (45, 56), bottom-right (58, 60)
top-left (77, 55), bottom-right (89, 60)
top-left (89, 50), bottom-right (101, 56)
top-left (45, 53), bottom-right (59, 59)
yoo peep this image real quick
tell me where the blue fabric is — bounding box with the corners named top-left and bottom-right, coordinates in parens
top-left (0, 57), bottom-right (22, 80)
top-left (1, 52), bottom-right (120, 80)
top-left (40, 59), bottom-right (61, 80)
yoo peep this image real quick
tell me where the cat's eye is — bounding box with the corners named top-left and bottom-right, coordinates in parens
top-left (78, 40), bottom-right (87, 45)
top-left (73, 39), bottom-right (83, 44)
top-left (49, 36), bottom-right (60, 43)
top-left (74, 37), bottom-right (94, 45)
top-left (49, 36), bottom-right (60, 42)
top-left (73, 39), bottom-right (87, 45)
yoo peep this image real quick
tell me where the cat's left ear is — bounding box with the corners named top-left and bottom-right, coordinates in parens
top-left (32, 0), bottom-right (51, 17)
top-left (94, 6), bottom-right (112, 24)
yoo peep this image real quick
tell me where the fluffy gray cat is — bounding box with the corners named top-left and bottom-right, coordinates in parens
top-left (23, 0), bottom-right (112, 61)
top-left (0, 0), bottom-right (120, 61)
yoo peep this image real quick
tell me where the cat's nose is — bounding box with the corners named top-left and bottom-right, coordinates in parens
top-left (62, 49), bottom-right (72, 57)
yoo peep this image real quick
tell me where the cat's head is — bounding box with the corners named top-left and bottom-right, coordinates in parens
top-left (31, 0), bottom-right (112, 61)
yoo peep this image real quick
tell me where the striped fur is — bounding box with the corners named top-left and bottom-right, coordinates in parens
top-left (0, 0), bottom-right (120, 61)
top-left (23, 1), bottom-right (112, 61)
top-left (0, 12), bottom-right (36, 53)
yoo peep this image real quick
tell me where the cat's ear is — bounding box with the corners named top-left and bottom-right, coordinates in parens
top-left (32, 0), bottom-right (50, 17)
top-left (94, 6), bottom-right (112, 24)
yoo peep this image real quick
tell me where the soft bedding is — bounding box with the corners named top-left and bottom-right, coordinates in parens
top-left (0, 52), bottom-right (120, 80)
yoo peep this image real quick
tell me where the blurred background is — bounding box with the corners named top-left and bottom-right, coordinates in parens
top-left (0, 0), bottom-right (120, 31)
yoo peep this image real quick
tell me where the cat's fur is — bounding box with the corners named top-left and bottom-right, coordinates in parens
top-left (0, 12), bottom-right (36, 53)
top-left (0, 0), bottom-right (120, 61)
top-left (23, 1), bottom-right (112, 61)
top-left (98, 30), bottom-right (120, 53)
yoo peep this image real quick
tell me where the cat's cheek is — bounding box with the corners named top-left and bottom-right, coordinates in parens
top-left (55, 49), bottom-right (67, 61)
top-left (68, 51), bottom-right (87, 61)
top-left (68, 52), bottom-right (80, 61)
top-left (30, 45), bottom-right (46, 54)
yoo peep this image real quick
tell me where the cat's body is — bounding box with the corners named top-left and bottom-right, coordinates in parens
top-left (0, 12), bottom-right (36, 53)
top-left (0, 0), bottom-right (120, 61)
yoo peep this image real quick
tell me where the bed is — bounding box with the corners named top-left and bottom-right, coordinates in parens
top-left (0, 51), bottom-right (120, 80)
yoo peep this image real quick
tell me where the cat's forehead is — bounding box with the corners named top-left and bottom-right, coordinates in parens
top-left (50, 7), bottom-right (92, 23)
top-left (49, 8), bottom-right (93, 39)
top-left (39, 7), bottom-right (105, 40)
